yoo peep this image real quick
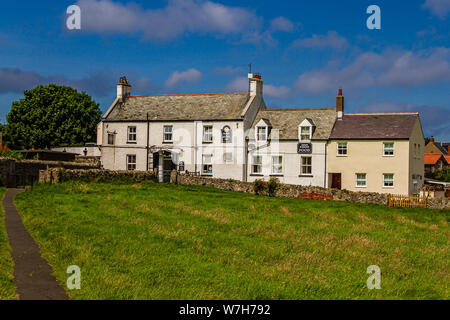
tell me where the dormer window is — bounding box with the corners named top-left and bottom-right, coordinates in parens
top-left (300, 127), bottom-right (311, 141)
top-left (298, 119), bottom-right (315, 141)
top-left (257, 127), bottom-right (267, 141)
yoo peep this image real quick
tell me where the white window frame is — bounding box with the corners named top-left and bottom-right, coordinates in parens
top-left (127, 126), bottom-right (137, 143)
top-left (383, 142), bottom-right (394, 157)
top-left (202, 154), bottom-right (213, 175)
top-left (203, 126), bottom-right (213, 143)
top-left (163, 125), bottom-right (173, 143)
top-left (126, 154), bottom-right (136, 171)
top-left (252, 155), bottom-right (262, 174)
top-left (356, 173), bottom-right (367, 188)
top-left (300, 126), bottom-right (311, 141)
top-left (383, 173), bottom-right (394, 188)
top-left (107, 133), bottom-right (115, 145)
top-left (256, 126), bottom-right (267, 141)
top-left (337, 142), bottom-right (348, 156)
top-left (300, 156), bottom-right (312, 175)
top-left (271, 155), bottom-right (283, 175)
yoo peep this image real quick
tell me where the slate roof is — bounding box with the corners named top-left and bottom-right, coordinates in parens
top-left (329, 113), bottom-right (419, 140)
top-left (251, 108), bottom-right (337, 140)
top-left (433, 142), bottom-right (450, 156)
top-left (105, 93), bottom-right (249, 121)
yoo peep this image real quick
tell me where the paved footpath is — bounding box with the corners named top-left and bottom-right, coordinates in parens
top-left (3, 189), bottom-right (69, 300)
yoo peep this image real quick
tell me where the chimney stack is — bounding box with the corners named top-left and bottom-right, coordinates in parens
top-left (336, 88), bottom-right (344, 120)
top-left (117, 76), bottom-right (131, 100)
top-left (430, 136), bottom-right (435, 143)
top-left (249, 73), bottom-right (263, 97)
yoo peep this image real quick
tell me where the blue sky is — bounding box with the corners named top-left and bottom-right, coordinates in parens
top-left (1, 0), bottom-right (449, 140)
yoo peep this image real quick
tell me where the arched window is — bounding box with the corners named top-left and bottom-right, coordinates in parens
top-left (222, 126), bottom-right (232, 143)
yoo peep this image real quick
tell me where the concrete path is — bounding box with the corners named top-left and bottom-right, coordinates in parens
top-left (3, 189), bottom-right (69, 300)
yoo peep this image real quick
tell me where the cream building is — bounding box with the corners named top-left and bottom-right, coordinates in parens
top-left (327, 91), bottom-right (425, 195)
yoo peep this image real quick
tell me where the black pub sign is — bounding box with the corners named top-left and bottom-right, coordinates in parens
top-left (297, 143), bottom-right (312, 154)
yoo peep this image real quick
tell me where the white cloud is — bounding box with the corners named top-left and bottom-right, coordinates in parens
top-left (294, 48), bottom-right (450, 94)
top-left (422, 0), bottom-right (450, 19)
top-left (165, 68), bottom-right (202, 88)
top-left (226, 77), bottom-right (248, 92)
top-left (292, 31), bottom-right (348, 51)
top-left (76, 0), bottom-right (262, 41)
top-left (269, 17), bottom-right (295, 32)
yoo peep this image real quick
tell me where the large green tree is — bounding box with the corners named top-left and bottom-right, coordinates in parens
top-left (5, 84), bottom-right (102, 149)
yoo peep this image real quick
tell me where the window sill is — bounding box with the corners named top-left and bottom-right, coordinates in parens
top-left (163, 141), bottom-right (173, 144)
top-left (127, 141), bottom-right (137, 144)
top-left (201, 174), bottom-right (213, 177)
top-left (299, 175), bottom-right (313, 178)
top-left (355, 186), bottom-right (367, 188)
top-left (270, 174), bottom-right (284, 177)
top-left (202, 141), bottom-right (213, 144)
top-left (250, 174), bottom-right (264, 177)
top-left (382, 186), bottom-right (394, 189)
top-left (383, 155), bottom-right (394, 157)
top-left (336, 155), bottom-right (348, 157)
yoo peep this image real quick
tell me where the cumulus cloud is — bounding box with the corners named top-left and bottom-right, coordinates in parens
top-left (294, 48), bottom-right (450, 94)
top-left (361, 102), bottom-right (450, 139)
top-left (226, 77), bottom-right (291, 99)
top-left (269, 17), bottom-right (295, 32)
top-left (292, 31), bottom-right (348, 51)
top-left (165, 68), bottom-right (202, 88)
top-left (0, 68), bottom-right (114, 96)
top-left (76, 0), bottom-right (262, 41)
top-left (422, 0), bottom-right (450, 19)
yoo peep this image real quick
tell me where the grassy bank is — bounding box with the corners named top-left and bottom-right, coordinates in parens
top-left (0, 188), bottom-right (17, 300)
top-left (15, 182), bottom-right (449, 300)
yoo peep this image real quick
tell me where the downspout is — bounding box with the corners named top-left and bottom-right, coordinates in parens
top-left (244, 137), bottom-right (249, 182)
top-left (194, 121), bottom-right (198, 175)
top-left (146, 113), bottom-right (150, 171)
top-left (324, 141), bottom-right (327, 188)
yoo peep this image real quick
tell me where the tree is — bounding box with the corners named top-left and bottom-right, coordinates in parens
top-left (432, 167), bottom-right (450, 183)
top-left (5, 84), bottom-right (102, 150)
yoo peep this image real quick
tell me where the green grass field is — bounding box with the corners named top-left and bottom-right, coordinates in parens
top-left (14, 181), bottom-right (450, 300)
top-left (0, 188), bottom-right (17, 300)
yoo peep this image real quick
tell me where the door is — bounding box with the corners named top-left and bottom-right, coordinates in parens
top-left (331, 173), bottom-right (342, 190)
top-left (162, 153), bottom-right (176, 183)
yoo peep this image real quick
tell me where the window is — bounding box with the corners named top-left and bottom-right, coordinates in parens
top-left (203, 126), bottom-right (213, 143)
top-left (128, 126), bottom-right (137, 143)
top-left (223, 152), bottom-right (233, 163)
top-left (383, 143), bottom-right (394, 156)
top-left (202, 154), bottom-right (213, 175)
top-left (252, 155), bottom-right (262, 174)
top-left (300, 156), bottom-right (312, 175)
top-left (383, 174), bottom-right (394, 188)
top-left (272, 156), bottom-right (283, 174)
top-left (222, 126), bottom-right (232, 143)
top-left (356, 173), bottom-right (367, 187)
top-left (163, 126), bottom-right (173, 143)
top-left (107, 133), bottom-right (115, 145)
top-left (300, 127), bottom-right (311, 141)
top-left (257, 127), bottom-right (267, 141)
top-left (337, 142), bottom-right (348, 156)
top-left (127, 155), bottom-right (136, 171)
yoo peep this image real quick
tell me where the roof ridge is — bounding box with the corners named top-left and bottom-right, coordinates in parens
top-left (129, 92), bottom-right (248, 98)
top-left (345, 112), bottom-right (419, 115)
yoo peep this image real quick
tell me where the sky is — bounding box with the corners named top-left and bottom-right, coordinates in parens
top-left (0, 0), bottom-right (449, 140)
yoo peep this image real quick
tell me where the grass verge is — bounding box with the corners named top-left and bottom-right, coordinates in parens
top-left (15, 181), bottom-right (450, 300)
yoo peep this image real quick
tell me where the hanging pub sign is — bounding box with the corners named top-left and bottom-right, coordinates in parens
top-left (178, 161), bottom-right (185, 172)
top-left (297, 143), bottom-right (312, 154)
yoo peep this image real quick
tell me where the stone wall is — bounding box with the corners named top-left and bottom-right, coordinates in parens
top-left (172, 172), bottom-right (449, 210)
top-left (39, 168), bottom-right (157, 184)
top-left (0, 158), bottom-right (99, 187)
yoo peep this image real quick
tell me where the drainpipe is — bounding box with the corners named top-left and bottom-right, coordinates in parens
top-left (194, 121), bottom-right (198, 175)
top-left (324, 141), bottom-right (327, 188)
top-left (244, 137), bottom-right (249, 182)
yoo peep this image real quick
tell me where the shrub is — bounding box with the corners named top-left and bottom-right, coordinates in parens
top-left (267, 178), bottom-right (279, 197)
top-left (253, 179), bottom-right (267, 195)
top-left (0, 145), bottom-right (23, 160)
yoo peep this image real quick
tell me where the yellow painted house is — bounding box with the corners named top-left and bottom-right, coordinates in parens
top-left (327, 91), bottom-right (425, 196)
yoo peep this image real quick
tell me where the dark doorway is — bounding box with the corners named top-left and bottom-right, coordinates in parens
top-left (162, 152), bottom-right (176, 183)
top-left (331, 173), bottom-right (342, 190)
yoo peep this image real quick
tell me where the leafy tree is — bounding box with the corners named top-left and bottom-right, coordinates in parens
top-left (432, 167), bottom-right (450, 182)
top-left (5, 85), bottom-right (102, 149)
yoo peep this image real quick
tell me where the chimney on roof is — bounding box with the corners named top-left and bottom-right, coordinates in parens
top-left (336, 88), bottom-right (344, 120)
top-left (249, 73), bottom-right (263, 97)
top-left (117, 76), bottom-right (131, 100)
top-left (430, 136), bottom-right (435, 143)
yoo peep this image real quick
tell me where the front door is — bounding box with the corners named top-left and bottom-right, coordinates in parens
top-left (331, 173), bottom-right (342, 190)
top-left (162, 153), bottom-right (176, 183)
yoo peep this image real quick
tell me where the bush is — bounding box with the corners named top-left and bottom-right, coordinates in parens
top-left (0, 145), bottom-right (23, 160)
top-left (267, 178), bottom-right (279, 197)
top-left (253, 179), bottom-right (267, 195)
top-left (432, 167), bottom-right (450, 183)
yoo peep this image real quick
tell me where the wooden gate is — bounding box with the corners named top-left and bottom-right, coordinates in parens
top-left (388, 194), bottom-right (428, 208)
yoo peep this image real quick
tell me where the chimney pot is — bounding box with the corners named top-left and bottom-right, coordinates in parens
top-left (249, 73), bottom-right (263, 97)
top-left (336, 88), bottom-right (344, 120)
top-left (430, 136), bottom-right (435, 143)
top-left (117, 76), bottom-right (131, 100)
